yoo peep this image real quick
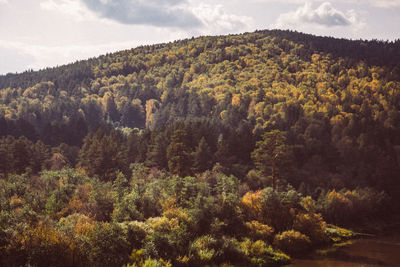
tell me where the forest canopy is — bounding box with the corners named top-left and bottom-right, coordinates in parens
top-left (0, 29), bottom-right (399, 266)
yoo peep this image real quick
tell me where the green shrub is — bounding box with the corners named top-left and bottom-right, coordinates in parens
top-left (317, 188), bottom-right (389, 226)
top-left (245, 220), bottom-right (274, 242)
top-left (273, 230), bottom-right (311, 255)
top-left (190, 235), bottom-right (218, 262)
top-left (239, 238), bottom-right (290, 266)
top-left (325, 225), bottom-right (354, 243)
top-left (293, 212), bottom-right (329, 244)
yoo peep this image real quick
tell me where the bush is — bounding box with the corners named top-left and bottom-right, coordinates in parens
top-left (2, 222), bottom-right (80, 267)
top-left (239, 238), bottom-right (290, 266)
top-left (142, 258), bottom-right (172, 267)
top-left (85, 222), bottom-right (130, 266)
top-left (241, 191), bottom-right (263, 220)
top-left (246, 169), bottom-right (265, 190)
top-left (245, 220), bottom-right (274, 242)
top-left (144, 216), bottom-right (191, 262)
top-left (325, 225), bottom-right (354, 243)
top-left (259, 187), bottom-right (302, 231)
top-left (317, 188), bottom-right (389, 226)
top-left (112, 189), bottom-right (143, 222)
top-left (324, 190), bottom-right (353, 225)
top-left (293, 212), bottom-right (328, 245)
top-left (120, 221), bottom-right (150, 249)
top-left (273, 230), bottom-right (311, 255)
top-left (190, 235), bottom-right (218, 263)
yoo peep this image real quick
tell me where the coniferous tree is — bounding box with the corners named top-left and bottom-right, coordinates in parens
top-left (215, 135), bottom-right (235, 169)
top-left (78, 128), bottom-right (127, 181)
top-left (166, 129), bottom-right (192, 176)
top-left (12, 136), bottom-right (33, 174)
top-left (252, 130), bottom-right (292, 190)
top-left (0, 141), bottom-right (11, 176)
top-left (146, 133), bottom-right (168, 169)
top-left (193, 137), bottom-right (212, 173)
top-left (113, 171), bottom-right (129, 202)
top-left (31, 140), bottom-right (51, 174)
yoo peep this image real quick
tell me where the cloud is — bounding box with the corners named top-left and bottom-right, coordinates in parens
top-left (252, 0), bottom-right (400, 8)
top-left (190, 4), bottom-right (253, 34)
top-left (0, 0), bottom-right (8, 4)
top-left (275, 2), bottom-right (363, 28)
top-left (346, 0), bottom-right (400, 8)
top-left (80, 0), bottom-right (202, 28)
top-left (368, 0), bottom-right (400, 7)
top-left (41, 0), bottom-right (104, 21)
top-left (252, 0), bottom-right (321, 3)
top-left (0, 40), bottom-right (145, 74)
top-left (40, 0), bottom-right (253, 33)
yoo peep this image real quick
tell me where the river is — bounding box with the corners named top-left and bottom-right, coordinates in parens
top-left (289, 232), bottom-right (400, 266)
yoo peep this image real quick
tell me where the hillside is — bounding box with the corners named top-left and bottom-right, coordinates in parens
top-left (0, 29), bottom-right (399, 266)
top-left (1, 29), bottom-right (399, 188)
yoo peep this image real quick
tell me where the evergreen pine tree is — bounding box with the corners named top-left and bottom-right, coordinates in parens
top-left (251, 130), bottom-right (292, 190)
top-left (146, 133), bottom-right (168, 169)
top-left (193, 137), bottom-right (212, 173)
top-left (166, 129), bottom-right (192, 176)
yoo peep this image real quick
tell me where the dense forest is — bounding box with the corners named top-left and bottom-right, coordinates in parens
top-left (0, 29), bottom-right (399, 266)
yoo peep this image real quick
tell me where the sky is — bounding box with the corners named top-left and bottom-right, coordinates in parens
top-left (0, 0), bottom-right (399, 74)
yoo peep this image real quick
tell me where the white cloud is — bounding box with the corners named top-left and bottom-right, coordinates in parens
top-left (191, 4), bottom-right (253, 34)
top-left (0, 40), bottom-right (145, 74)
top-left (252, 0), bottom-right (321, 3)
top-left (343, 0), bottom-right (400, 8)
top-left (40, 0), bottom-right (253, 34)
top-left (368, 0), bottom-right (400, 7)
top-left (0, 0), bottom-right (8, 4)
top-left (344, 0), bottom-right (400, 8)
top-left (252, 0), bottom-right (400, 8)
top-left (80, 0), bottom-right (202, 28)
top-left (275, 2), bottom-right (364, 29)
top-left (40, 0), bottom-right (97, 21)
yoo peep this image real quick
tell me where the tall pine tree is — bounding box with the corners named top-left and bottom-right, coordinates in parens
top-left (193, 137), bottom-right (212, 173)
top-left (166, 129), bottom-right (192, 176)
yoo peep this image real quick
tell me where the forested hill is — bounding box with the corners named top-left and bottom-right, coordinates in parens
top-left (1, 29), bottom-right (400, 266)
top-left (1, 29), bottom-right (400, 190)
top-left (1, 28), bottom-right (399, 184)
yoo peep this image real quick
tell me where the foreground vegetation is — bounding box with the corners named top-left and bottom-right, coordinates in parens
top-left (0, 166), bottom-right (384, 266)
top-left (0, 29), bottom-right (399, 265)
top-left (0, 128), bottom-right (389, 266)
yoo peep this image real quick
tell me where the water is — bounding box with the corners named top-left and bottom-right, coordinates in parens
top-left (289, 232), bottom-right (400, 267)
